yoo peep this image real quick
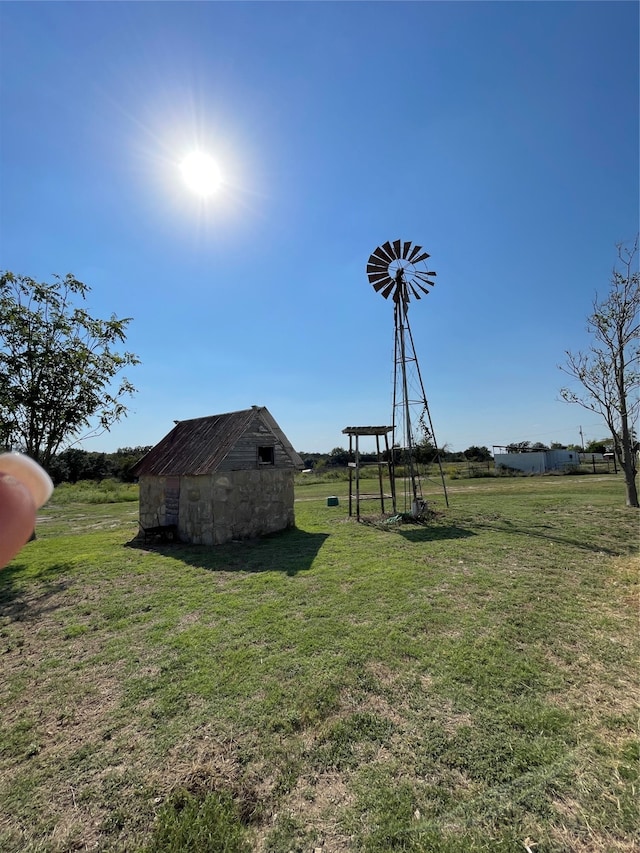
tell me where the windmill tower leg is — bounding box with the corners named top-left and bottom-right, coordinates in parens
top-left (394, 299), bottom-right (421, 514)
top-left (404, 318), bottom-right (449, 507)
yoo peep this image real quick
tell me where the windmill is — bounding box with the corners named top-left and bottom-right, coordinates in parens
top-left (366, 239), bottom-right (449, 514)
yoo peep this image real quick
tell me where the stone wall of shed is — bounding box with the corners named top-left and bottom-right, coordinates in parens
top-left (139, 470), bottom-right (296, 546)
top-left (210, 468), bottom-right (295, 544)
top-left (179, 475), bottom-right (215, 544)
top-left (139, 476), bottom-right (179, 529)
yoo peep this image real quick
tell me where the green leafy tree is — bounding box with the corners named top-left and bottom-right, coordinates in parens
top-left (48, 445), bottom-right (152, 484)
top-left (0, 272), bottom-right (139, 468)
top-left (463, 445), bottom-right (493, 462)
top-left (110, 445), bottom-right (153, 482)
top-left (327, 446), bottom-right (349, 466)
top-left (414, 436), bottom-right (439, 464)
top-left (584, 439), bottom-right (609, 455)
top-left (560, 237), bottom-right (639, 507)
top-left (47, 447), bottom-right (91, 484)
top-left (506, 441), bottom-right (531, 453)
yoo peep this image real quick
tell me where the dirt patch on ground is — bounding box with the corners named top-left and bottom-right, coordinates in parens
top-left (255, 770), bottom-right (355, 853)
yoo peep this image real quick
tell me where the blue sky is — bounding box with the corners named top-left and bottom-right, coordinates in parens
top-left (1, 1), bottom-right (638, 455)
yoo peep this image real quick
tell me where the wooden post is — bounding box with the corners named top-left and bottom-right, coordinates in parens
top-left (348, 433), bottom-right (353, 517)
top-left (385, 432), bottom-right (396, 513)
top-left (376, 434), bottom-right (385, 513)
top-left (355, 434), bottom-right (361, 520)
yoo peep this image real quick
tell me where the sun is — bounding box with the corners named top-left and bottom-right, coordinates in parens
top-left (180, 151), bottom-right (222, 197)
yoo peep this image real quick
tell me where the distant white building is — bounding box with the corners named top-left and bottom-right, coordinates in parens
top-left (494, 449), bottom-right (580, 474)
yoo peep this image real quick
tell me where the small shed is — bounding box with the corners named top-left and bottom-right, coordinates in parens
top-left (131, 406), bottom-right (303, 545)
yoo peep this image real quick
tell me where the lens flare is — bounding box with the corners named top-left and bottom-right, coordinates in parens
top-left (180, 151), bottom-right (222, 197)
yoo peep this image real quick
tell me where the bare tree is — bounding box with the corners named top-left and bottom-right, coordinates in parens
top-left (560, 237), bottom-right (639, 507)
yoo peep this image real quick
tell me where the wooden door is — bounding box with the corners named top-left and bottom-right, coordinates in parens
top-left (165, 477), bottom-right (180, 525)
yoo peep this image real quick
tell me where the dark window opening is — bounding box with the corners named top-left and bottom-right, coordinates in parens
top-left (258, 446), bottom-right (275, 465)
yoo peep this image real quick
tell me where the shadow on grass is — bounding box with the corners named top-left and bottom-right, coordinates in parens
top-left (0, 562), bottom-right (73, 621)
top-left (471, 519), bottom-right (625, 555)
top-left (126, 526), bottom-right (329, 576)
top-left (359, 517), bottom-right (476, 543)
top-left (397, 525), bottom-right (477, 543)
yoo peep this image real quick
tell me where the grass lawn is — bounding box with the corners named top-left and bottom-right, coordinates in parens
top-left (0, 475), bottom-right (637, 852)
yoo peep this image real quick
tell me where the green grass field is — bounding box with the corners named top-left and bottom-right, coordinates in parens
top-left (0, 475), bottom-right (637, 852)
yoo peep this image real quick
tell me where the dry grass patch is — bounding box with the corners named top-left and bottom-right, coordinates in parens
top-left (258, 772), bottom-right (355, 852)
top-left (550, 797), bottom-right (639, 852)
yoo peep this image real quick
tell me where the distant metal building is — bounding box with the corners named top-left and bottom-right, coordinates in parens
top-left (494, 448), bottom-right (580, 474)
top-left (131, 406), bottom-right (303, 545)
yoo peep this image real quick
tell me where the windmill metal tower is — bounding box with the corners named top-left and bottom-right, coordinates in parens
top-left (366, 239), bottom-right (449, 514)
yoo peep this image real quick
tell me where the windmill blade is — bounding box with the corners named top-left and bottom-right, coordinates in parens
top-left (408, 283), bottom-right (422, 300)
top-left (370, 249), bottom-right (392, 267)
top-left (368, 271), bottom-right (392, 285)
top-left (381, 280), bottom-right (397, 299)
top-left (368, 248), bottom-right (390, 264)
top-left (368, 274), bottom-right (390, 288)
top-left (373, 277), bottom-right (393, 292)
top-left (425, 271), bottom-right (437, 277)
top-left (392, 239), bottom-right (402, 258)
top-left (412, 251), bottom-right (431, 264)
top-left (373, 244), bottom-right (394, 264)
top-left (415, 282), bottom-right (432, 296)
top-left (367, 263), bottom-right (390, 275)
top-left (414, 271), bottom-right (436, 286)
top-left (370, 259), bottom-right (390, 275)
top-left (368, 246), bottom-right (390, 264)
top-left (402, 241), bottom-right (413, 259)
top-left (407, 244), bottom-right (423, 263)
top-left (381, 240), bottom-right (396, 260)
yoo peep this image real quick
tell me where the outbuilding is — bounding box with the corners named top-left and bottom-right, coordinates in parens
top-left (132, 406), bottom-right (303, 545)
top-left (494, 448), bottom-right (580, 475)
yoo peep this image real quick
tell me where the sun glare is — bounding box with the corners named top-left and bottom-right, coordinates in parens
top-left (180, 151), bottom-right (222, 197)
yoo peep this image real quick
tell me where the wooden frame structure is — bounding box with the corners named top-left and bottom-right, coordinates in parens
top-left (342, 425), bottom-right (395, 520)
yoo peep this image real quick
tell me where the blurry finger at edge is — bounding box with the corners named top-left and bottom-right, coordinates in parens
top-left (0, 474), bottom-right (37, 567)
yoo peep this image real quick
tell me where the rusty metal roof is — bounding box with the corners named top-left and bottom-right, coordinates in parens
top-left (131, 406), bottom-right (303, 477)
